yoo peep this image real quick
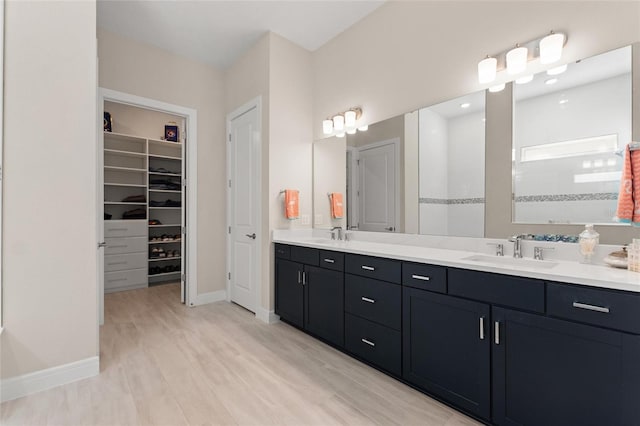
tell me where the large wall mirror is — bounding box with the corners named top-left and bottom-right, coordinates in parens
top-left (313, 43), bottom-right (638, 244)
top-left (513, 45), bottom-right (632, 224)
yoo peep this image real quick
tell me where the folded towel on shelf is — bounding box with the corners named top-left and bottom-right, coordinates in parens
top-left (615, 143), bottom-right (640, 225)
top-left (284, 189), bottom-right (299, 220)
top-left (330, 192), bottom-right (344, 219)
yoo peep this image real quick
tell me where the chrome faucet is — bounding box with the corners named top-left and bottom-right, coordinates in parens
top-left (508, 234), bottom-right (527, 258)
top-left (330, 226), bottom-right (343, 241)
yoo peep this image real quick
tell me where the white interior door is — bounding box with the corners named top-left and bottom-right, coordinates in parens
top-left (229, 106), bottom-right (259, 312)
top-left (358, 141), bottom-right (397, 232)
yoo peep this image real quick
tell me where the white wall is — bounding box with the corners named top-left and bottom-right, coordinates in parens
top-left (313, 1), bottom-right (640, 139)
top-left (1, 1), bottom-right (98, 379)
top-left (313, 137), bottom-right (347, 229)
top-left (104, 101), bottom-right (183, 141)
top-left (419, 109), bottom-right (448, 235)
top-left (98, 28), bottom-right (226, 296)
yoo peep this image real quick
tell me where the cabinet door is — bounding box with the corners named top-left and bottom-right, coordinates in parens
top-left (305, 265), bottom-right (344, 347)
top-left (403, 287), bottom-right (491, 420)
top-left (275, 259), bottom-right (304, 328)
top-left (492, 307), bottom-right (640, 426)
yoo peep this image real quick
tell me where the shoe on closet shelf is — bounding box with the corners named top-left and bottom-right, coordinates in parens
top-left (149, 219), bottom-right (162, 225)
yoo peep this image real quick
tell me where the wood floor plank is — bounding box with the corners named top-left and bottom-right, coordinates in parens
top-left (1, 284), bottom-right (482, 426)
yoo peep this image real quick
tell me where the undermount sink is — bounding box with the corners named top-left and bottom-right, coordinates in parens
top-left (301, 237), bottom-right (335, 245)
top-left (463, 254), bottom-right (558, 269)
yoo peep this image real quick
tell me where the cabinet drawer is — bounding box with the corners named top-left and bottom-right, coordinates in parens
top-left (547, 283), bottom-right (640, 334)
top-left (345, 313), bottom-right (401, 376)
top-left (345, 254), bottom-right (401, 284)
top-left (105, 268), bottom-right (147, 292)
top-left (448, 268), bottom-right (545, 313)
top-left (402, 262), bottom-right (447, 293)
top-left (105, 237), bottom-right (147, 255)
top-left (319, 250), bottom-right (344, 272)
top-left (275, 243), bottom-right (290, 259)
top-left (104, 220), bottom-right (147, 238)
top-left (291, 246), bottom-right (319, 266)
top-left (345, 274), bottom-right (401, 330)
top-left (104, 253), bottom-right (147, 272)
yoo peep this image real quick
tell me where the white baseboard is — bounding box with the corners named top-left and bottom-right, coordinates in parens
top-left (256, 307), bottom-right (280, 324)
top-left (1, 356), bottom-right (99, 403)
top-left (192, 290), bottom-right (227, 306)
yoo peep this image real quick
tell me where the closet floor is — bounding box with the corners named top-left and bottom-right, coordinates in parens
top-left (1, 284), bottom-right (480, 426)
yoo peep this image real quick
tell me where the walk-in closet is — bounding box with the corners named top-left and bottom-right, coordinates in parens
top-left (102, 101), bottom-right (186, 298)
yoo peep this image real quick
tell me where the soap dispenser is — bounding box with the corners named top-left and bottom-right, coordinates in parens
top-left (578, 224), bottom-right (599, 264)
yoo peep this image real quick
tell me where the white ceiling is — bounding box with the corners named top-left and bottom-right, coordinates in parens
top-left (97, 0), bottom-right (385, 69)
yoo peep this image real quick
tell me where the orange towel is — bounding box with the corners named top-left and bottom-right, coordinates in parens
top-left (284, 189), bottom-right (299, 220)
top-left (330, 193), bottom-right (344, 219)
top-left (615, 143), bottom-right (640, 224)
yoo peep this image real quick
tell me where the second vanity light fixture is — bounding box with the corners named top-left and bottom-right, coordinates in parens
top-left (478, 31), bottom-right (567, 90)
top-left (323, 107), bottom-right (368, 137)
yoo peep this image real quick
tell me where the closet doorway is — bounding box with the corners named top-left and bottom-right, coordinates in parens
top-left (97, 89), bottom-right (198, 325)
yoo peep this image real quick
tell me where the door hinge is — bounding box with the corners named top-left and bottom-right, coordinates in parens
top-left (228, 272), bottom-right (231, 280)
top-left (228, 226), bottom-right (231, 234)
top-left (357, 159), bottom-right (360, 165)
top-left (183, 178), bottom-right (187, 187)
top-left (228, 179), bottom-right (231, 188)
top-left (181, 273), bottom-right (186, 281)
top-left (182, 226), bottom-right (186, 234)
top-left (228, 134), bottom-right (232, 142)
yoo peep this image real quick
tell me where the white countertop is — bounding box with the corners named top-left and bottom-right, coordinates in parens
top-left (272, 230), bottom-right (640, 293)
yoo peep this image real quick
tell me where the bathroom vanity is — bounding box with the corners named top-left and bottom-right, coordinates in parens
top-left (273, 232), bottom-right (640, 426)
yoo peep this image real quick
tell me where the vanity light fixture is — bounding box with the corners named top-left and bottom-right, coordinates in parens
top-left (357, 124), bottom-right (369, 132)
top-left (515, 74), bottom-right (534, 85)
top-left (477, 30), bottom-right (567, 85)
top-left (547, 64), bottom-right (568, 75)
top-left (489, 83), bottom-right (506, 93)
top-left (323, 107), bottom-right (366, 137)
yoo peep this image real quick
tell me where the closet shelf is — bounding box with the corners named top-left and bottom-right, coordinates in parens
top-left (104, 166), bottom-right (146, 173)
top-left (149, 206), bottom-right (181, 210)
top-left (149, 224), bottom-right (181, 228)
top-left (104, 201), bottom-right (147, 205)
top-left (149, 154), bottom-right (181, 161)
top-left (105, 183), bottom-right (147, 188)
top-left (148, 138), bottom-right (182, 147)
top-left (149, 171), bottom-right (181, 177)
top-left (148, 240), bottom-right (181, 244)
top-left (104, 149), bottom-right (147, 158)
top-left (148, 271), bottom-right (181, 278)
top-left (149, 189), bottom-right (181, 194)
top-left (104, 131), bottom-right (147, 144)
top-left (148, 257), bottom-right (182, 262)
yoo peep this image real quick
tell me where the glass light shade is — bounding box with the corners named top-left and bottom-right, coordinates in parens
top-left (357, 125), bottom-right (369, 132)
top-left (346, 128), bottom-right (357, 135)
top-left (515, 74), bottom-right (534, 84)
top-left (488, 83), bottom-right (505, 93)
top-left (322, 119), bottom-right (333, 135)
top-left (344, 110), bottom-right (357, 128)
top-left (333, 114), bottom-right (345, 132)
top-left (506, 46), bottom-right (528, 75)
top-left (478, 57), bottom-right (497, 84)
top-left (539, 33), bottom-right (565, 64)
top-left (547, 64), bottom-right (568, 75)
top-left (336, 132), bottom-right (346, 138)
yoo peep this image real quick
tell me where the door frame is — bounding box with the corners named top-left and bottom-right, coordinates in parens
top-left (226, 96), bottom-right (262, 317)
top-left (97, 88), bottom-right (199, 325)
top-left (353, 137), bottom-right (401, 232)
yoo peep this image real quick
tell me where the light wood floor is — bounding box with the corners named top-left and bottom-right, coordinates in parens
top-left (1, 283), bottom-right (481, 426)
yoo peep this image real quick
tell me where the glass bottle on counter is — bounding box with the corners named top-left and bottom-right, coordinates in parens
top-left (578, 224), bottom-right (599, 264)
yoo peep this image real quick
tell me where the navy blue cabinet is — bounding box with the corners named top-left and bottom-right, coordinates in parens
top-left (403, 287), bottom-right (491, 420)
top-left (492, 307), bottom-right (640, 426)
top-left (275, 258), bottom-right (304, 328)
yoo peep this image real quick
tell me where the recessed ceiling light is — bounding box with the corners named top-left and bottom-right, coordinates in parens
top-left (545, 78), bottom-right (558, 85)
top-left (460, 103), bottom-right (471, 109)
top-left (547, 64), bottom-right (568, 75)
top-left (515, 75), bottom-right (534, 84)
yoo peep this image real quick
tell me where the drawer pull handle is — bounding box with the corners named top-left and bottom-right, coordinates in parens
top-left (107, 278), bottom-right (127, 283)
top-left (479, 317), bottom-right (485, 340)
top-left (323, 258), bottom-right (335, 264)
top-left (361, 297), bottom-right (376, 304)
top-left (107, 261), bottom-right (128, 266)
top-left (297, 270), bottom-right (302, 284)
top-left (411, 274), bottom-right (430, 281)
top-left (494, 321), bottom-right (500, 345)
top-left (361, 338), bottom-right (375, 347)
top-left (572, 302), bottom-right (610, 313)
top-left (361, 265), bottom-right (375, 271)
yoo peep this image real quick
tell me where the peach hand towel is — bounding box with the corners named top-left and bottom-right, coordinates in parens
top-left (615, 143), bottom-right (640, 225)
top-left (284, 189), bottom-right (299, 220)
top-left (330, 193), bottom-right (344, 219)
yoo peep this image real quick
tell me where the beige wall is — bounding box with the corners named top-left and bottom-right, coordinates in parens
top-left (98, 28), bottom-right (226, 296)
top-left (104, 101), bottom-right (183, 140)
top-left (313, 1), bottom-right (640, 139)
top-left (313, 137), bottom-right (347, 230)
top-left (1, 1), bottom-right (98, 379)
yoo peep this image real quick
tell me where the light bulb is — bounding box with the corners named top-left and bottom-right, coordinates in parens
top-left (346, 128), bottom-right (357, 135)
top-left (344, 110), bottom-right (357, 128)
top-left (357, 125), bottom-right (368, 132)
top-left (540, 32), bottom-right (565, 64)
top-left (506, 46), bottom-right (528, 75)
top-left (478, 56), bottom-right (497, 84)
top-left (336, 132), bottom-right (345, 138)
top-left (322, 119), bottom-right (333, 135)
top-left (489, 83), bottom-right (506, 93)
top-left (333, 114), bottom-right (344, 132)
